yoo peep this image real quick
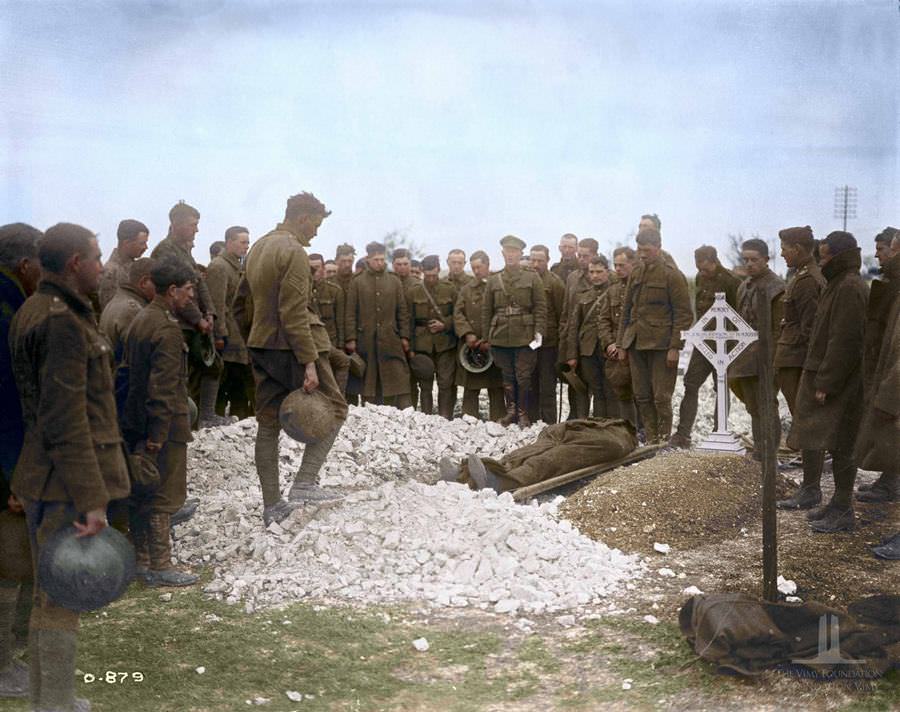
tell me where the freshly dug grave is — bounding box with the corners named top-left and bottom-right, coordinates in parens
top-left (561, 451), bottom-right (793, 555)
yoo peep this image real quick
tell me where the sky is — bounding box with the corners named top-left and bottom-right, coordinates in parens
top-left (1, 0), bottom-right (898, 272)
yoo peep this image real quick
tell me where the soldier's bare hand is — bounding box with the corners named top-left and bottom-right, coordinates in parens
top-left (606, 344), bottom-right (617, 358)
top-left (303, 362), bottom-right (319, 392)
top-left (616, 347), bottom-right (627, 362)
top-left (478, 341), bottom-right (491, 353)
top-left (666, 349), bottom-right (679, 368)
top-left (75, 509), bottom-right (108, 538)
top-left (814, 390), bottom-right (827, 405)
top-left (567, 358), bottom-right (578, 369)
top-left (7, 495), bottom-right (23, 513)
top-left (197, 318), bottom-right (212, 335)
top-left (465, 333), bottom-right (478, 348)
top-left (345, 340), bottom-right (357, 354)
top-left (427, 319), bottom-right (444, 334)
top-left (401, 338), bottom-right (410, 354)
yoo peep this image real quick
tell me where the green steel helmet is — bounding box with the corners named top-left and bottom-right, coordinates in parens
top-left (279, 388), bottom-right (335, 444)
top-left (458, 341), bottom-right (493, 374)
top-left (408, 353), bottom-right (435, 381)
top-left (38, 525), bottom-right (135, 612)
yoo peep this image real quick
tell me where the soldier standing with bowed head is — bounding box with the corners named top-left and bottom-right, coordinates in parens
top-left (787, 231), bottom-right (868, 533)
top-left (97, 219), bottom-right (149, 309)
top-left (615, 226), bottom-right (692, 443)
top-left (482, 235), bottom-right (547, 427)
top-left (234, 193), bottom-right (349, 526)
top-left (527, 245), bottom-right (566, 424)
top-left (10, 223), bottom-right (131, 712)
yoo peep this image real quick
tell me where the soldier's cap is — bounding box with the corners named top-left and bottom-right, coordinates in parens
top-left (499, 234), bottom-right (526, 251)
top-left (408, 353), bottom-right (435, 381)
top-left (778, 226), bottom-right (814, 248)
top-left (279, 388), bottom-right (335, 444)
top-left (556, 362), bottom-right (587, 394)
top-left (421, 254), bottom-right (440, 271)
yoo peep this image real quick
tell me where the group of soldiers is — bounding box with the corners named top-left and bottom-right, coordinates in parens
top-left (0, 191), bottom-right (897, 709)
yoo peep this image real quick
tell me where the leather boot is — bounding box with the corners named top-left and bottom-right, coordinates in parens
top-left (128, 513), bottom-right (151, 580)
top-left (36, 628), bottom-right (91, 711)
top-left (198, 376), bottom-right (231, 428)
top-left (255, 423), bottom-right (282, 508)
top-left (857, 471), bottom-right (898, 502)
top-left (439, 457), bottom-right (460, 482)
top-left (777, 449), bottom-right (824, 509)
top-left (499, 384), bottom-right (517, 426)
top-left (289, 426), bottom-right (342, 503)
top-left (466, 455), bottom-right (501, 493)
top-left (419, 385), bottom-right (434, 415)
top-left (809, 504), bottom-right (855, 533)
top-left (146, 512), bottom-right (198, 587)
top-left (0, 585), bottom-right (27, 699)
top-left (437, 388), bottom-right (455, 420)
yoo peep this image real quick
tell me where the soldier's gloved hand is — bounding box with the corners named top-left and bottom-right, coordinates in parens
top-left (303, 362), bottom-right (320, 393)
top-left (74, 509), bottom-right (108, 538)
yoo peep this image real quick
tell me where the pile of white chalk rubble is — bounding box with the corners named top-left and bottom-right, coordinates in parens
top-left (175, 380), bottom-right (766, 614)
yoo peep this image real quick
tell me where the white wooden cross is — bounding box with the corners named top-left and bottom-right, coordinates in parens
top-left (681, 292), bottom-right (758, 453)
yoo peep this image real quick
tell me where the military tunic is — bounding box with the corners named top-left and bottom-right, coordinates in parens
top-left (99, 283), bottom-right (149, 364)
top-left (345, 266), bottom-right (411, 400)
top-left (408, 279), bottom-right (458, 417)
top-left (598, 279), bottom-right (633, 402)
top-left (310, 277), bottom-right (350, 394)
top-left (529, 269), bottom-right (566, 424)
top-left (617, 256), bottom-right (692, 442)
top-left (550, 257), bottom-right (579, 286)
top-left (98, 247), bottom-right (134, 309)
top-left (454, 277), bottom-right (504, 419)
top-left (774, 256), bottom-right (825, 411)
top-left (569, 282), bottom-right (617, 419)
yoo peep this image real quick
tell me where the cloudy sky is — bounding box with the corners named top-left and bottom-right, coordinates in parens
top-left (1, 0), bottom-right (897, 271)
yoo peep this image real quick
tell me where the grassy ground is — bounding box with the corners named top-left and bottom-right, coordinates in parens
top-left (6, 580), bottom-right (897, 711)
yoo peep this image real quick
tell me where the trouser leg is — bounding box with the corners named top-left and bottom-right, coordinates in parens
top-left (435, 350), bottom-right (457, 419)
top-left (675, 351), bottom-right (712, 439)
top-left (801, 449), bottom-right (825, 488)
top-left (488, 387), bottom-right (505, 421)
top-left (329, 347), bottom-right (350, 395)
top-left (831, 450), bottom-right (857, 508)
top-left (566, 385), bottom-right (578, 421)
top-left (650, 349), bottom-right (678, 441)
top-left (0, 581), bottom-right (16, 669)
top-left (462, 388), bottom-right (480, 418)
top-left (419, 377), bottom-right (435, 414)
top-left (255, 423), bottom-right (282, 507)
top-left (151, 441), bottom-right (188, 515)
top-left (491, 347), bottom-right (519, 425)
top-left (777, 366), bottom-right (802, 416)
top-left (513, 347), bottom-right (538, 424)
top-left (628, 349), bottom-right (658, 442)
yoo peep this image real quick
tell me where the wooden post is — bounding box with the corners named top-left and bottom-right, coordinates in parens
top-left (756, 289), bottom-right (778, 601)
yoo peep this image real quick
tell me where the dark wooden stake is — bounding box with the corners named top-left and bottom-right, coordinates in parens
top-left (756, 289), bottom-right (778, 601)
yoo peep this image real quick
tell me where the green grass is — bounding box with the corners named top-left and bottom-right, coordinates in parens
top-left (6, 583), bottom-right (898, 711)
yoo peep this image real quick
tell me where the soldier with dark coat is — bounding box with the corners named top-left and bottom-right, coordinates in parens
top-left (454, 251), bottom-right (504, 421)
top-left (97, 219), bottom-right (149, 309)
top-left (150, 201), bottom-right (225, 427)
top-left (10, 223), bottom-right (131, 712)
top-left (234, 192), bottom-right (349, 524)
top-left (774, 227), bottom-right (828, 510)
top-left (787, 232), bottom-right (868, 533)
top-left (98, 257), bottom-right (156, 364)
top-left (309, 252), bottom-right (350, 393)
top-left (121, 258), bottom-right (198, 587)
top-left (854, 236), bottom-right (900, 503)
top-left (599, 246), bottom-right (638, 426)
top-left (559, 237), bottom-right (599, 418)
top-left (669, 246), bottom-right (741, 449)
top-left (727, 238), bottom-right (786, 455)
top-left (333, 243), bottom-right (356, 295)
top-left (615, 227), bottom-right (692, 443)
top-left (0, 223), bottom-right (41, 699)
top-left (567, 256), bottom-right (618, 419)
top-left (407, 255), bottom-right (458, 418)
top-left (390, 248), bottom-right (420, 406)
top-left (483, 235), bottom-right (548, 427)
top-left (207, 226), bottom-right (255, 420)
top-left (344, 241), bottom-right (412, 408)
top-left (527, 245), bottom-right (566, 424)
top-left (550, 233), bottom-right (579, 284)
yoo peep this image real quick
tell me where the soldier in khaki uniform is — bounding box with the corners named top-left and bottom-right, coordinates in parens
top-left (483, 235), bottom-right (548, 427)
top-left (324, 259), bottom-right (338, 280)
top-left (10, 223), bottom-right (131, 712)
top-left (150, 201), bottom-right (225, 427)
top-left (333, 243), bottom-right (356, 294)
top-left (97, 219), bottom-right (149, 309)
top-left (309, 253), bottom-right (350, 393)
top-left (558, 237), bottom-right (599, 419)
top-left (615, 227), bottom-right (692, 443)
top-left (207, 226), bottom-right (255, 420)
top-left (98, 257), bottom-right (156, 364)
top-left (527, 245), bottom-right (566, 424)
top-left (454, 251), bottom-right (504, 421)
top-left (391, 248), bottom-right (420, 407)
top-left (669, 246), bottom-right (741, 448)
top-left (344, 242), bottom-right (412, 408)
top-left (599, 247), bottom-right (638, 426)
top-left (567, 255), bottom-right (618, 419)
top-left (550, 233), bottom-right (579, 284)
top-left (234, 192), bottom-right (349, 525)
top-left (408, 255), bottom-right (458, 418)
top-left (771, 227), bottom-right (828, 508)
top-left (446, 249), bottom-right (472, 292)
top-left (728, 238), bottom-right (786, 455)
top-left (121, 258), bottom-right (199, 587)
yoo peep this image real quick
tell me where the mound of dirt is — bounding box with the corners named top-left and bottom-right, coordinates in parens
top-left (560, 451), bottom-right (793, 555)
